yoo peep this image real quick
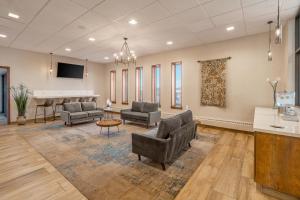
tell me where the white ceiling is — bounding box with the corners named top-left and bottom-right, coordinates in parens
top-left (0, 0), bottom-right (299, 63)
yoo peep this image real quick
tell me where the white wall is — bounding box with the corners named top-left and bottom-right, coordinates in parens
top-left (283, 19), bottom-right (296, 91)
top-left (104, 32), bottom-right (287, 130)
top-left (0, 46), bottom-right (106, 122)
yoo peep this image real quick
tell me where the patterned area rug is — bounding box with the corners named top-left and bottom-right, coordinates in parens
top-left (18, 121), bottom-right (221, 200)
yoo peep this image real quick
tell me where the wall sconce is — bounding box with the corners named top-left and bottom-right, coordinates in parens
top-left (85, 59), bottom-right (88, 77)
top-left (49, 52), bottom-right (53, 75)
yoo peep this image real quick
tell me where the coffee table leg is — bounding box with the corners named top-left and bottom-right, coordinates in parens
top-left (100, 127), bottom-right (102, 135)
top-left (117, 126), bottom-right (119, 133)
top-left (108, 127), bottom-right (110, 138)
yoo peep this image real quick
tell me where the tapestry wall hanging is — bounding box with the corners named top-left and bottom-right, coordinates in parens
top-left (198, 57), bottom-right (230, 107)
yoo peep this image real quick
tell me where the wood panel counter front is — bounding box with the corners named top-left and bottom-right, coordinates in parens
top-left (253, 107), bottom-right (300, 198)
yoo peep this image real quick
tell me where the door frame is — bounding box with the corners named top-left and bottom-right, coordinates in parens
top-left (0, 66), bottom-right (10, 124)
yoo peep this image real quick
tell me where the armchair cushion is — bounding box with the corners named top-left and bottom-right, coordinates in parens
top-left (142, 102), bottom-right (158, 113)
top-left (81, 102), bottom-right (96, 111)
top-left (63, 102), bottom-right (82, 113)
top-left (70, 112), bottom-right (88, 119)
top-left (121, 111), bottom-right (148, 120)
top-left (179, 110), bottom-right (193, 126)
top-left (132, 101), bottom-right (143, 112)
top-left (156, 116), bottom-right (182, 139)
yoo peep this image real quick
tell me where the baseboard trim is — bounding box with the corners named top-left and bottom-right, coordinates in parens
top-left (162, 112), bottom-right (253, 132)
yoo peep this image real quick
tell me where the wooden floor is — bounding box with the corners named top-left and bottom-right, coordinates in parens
top-left (176, 126), bottom-right (279, 200)
top-left (0, 128), bottom-right (87, 200)
top-left (0, 122), bottom-right (281, 200)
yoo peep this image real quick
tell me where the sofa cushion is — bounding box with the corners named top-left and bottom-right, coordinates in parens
top-left (64, 102), bottom-right (82, 113)
top-left (156, 116), bottom-right (182, 139)
top-left (132, 101), bottom-right (144, 112)
top-left (142, 102), bottom-right (158, 113)
top-left (179, 110), bottom-right (193, 126)
top-left (144, 128), bottom-right (158, 138)
top-left (122, 111), bottom-right (148, 121)
top-left (87, 110), bottom-right (103, 117)
top-left (69, 112), bottom-right (88, 119)
top-left (81, 102), bottom-right (96, 111)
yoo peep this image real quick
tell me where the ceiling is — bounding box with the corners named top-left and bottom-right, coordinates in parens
top-left (0, 0), bottom-right (299, 63)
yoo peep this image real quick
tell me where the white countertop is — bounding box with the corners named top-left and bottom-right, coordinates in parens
top-left (253, 107), bottom-right (300, 138)
top-left (33, 94), bottom-right (100, 99)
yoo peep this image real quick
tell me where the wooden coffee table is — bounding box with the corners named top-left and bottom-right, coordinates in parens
top-left (96, 119), bottom-right (122, 137)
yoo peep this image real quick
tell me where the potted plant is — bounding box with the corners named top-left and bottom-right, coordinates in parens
top-left (11, 84), bottom-right (31, 125)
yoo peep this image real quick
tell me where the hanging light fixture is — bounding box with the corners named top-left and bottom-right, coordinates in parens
top-left (114, 37), bottom-right (136, 66)
top-left (274, 0), bottom-right (282, 44)
top-left (85, 59), bottom-right (88, 77)
top-left (267, 21), bottom-right (273, 61)
top-left (49, 53), bottom-right (53, 75)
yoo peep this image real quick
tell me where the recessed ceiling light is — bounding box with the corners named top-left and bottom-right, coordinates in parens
top-left (166, 41), bottom-right (173, 45)
top-left (8, 12), bottom-right (19, 19)
top-left (0, 34), bottom-right (7, 38)
top-left (65, 48), bottom-right (71, 52)
top-left (89, 37), bottom-right (95, 42)
top-left (128, 19), bottom-right (138, 25)
top-left (104, 56), bottom-right (109, 60)
top-left (226, 26), bottom-right (235, 31)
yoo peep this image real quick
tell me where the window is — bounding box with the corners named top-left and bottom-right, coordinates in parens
top-left (110, 70), bottom-right (116, 103)
top-left (135, 67), bottom-right (143, 101)
top-left (171, 62), bottom-right (182, 109)
top-left (122, 69), bottom-right (128, 104)
top-left (152, 64), bottom-right (160, 105)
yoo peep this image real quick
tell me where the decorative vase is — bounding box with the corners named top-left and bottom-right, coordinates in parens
top-left (17, 116), bottom-right (26, 125)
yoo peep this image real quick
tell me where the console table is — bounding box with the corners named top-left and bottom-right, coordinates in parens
top-left (253, 107), bottom-right (300, 199)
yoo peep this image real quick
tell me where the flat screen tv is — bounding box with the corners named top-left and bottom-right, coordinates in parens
top-left (57, 62), bottom-right (84, 79)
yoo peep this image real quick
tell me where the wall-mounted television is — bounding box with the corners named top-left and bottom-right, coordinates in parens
top-left (57, 62), bottom-right (84, 79)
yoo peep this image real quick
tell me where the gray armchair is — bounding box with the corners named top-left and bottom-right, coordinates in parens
top-left (132, 110), bottom-right (196, 170)
top-left (121, 101), bottom-right (161, 128)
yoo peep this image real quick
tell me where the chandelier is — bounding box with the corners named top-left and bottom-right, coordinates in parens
top-left (114, 37), bottom-right (136, 66)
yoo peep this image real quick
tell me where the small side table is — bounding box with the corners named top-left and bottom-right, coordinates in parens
top-left (103, 107), bottom-right (120, 119)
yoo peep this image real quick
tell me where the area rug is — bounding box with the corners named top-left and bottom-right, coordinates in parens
top-left (18, 121), bottom-right (221, 200)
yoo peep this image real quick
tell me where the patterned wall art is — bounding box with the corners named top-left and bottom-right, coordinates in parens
top-left (199, 57), bottom-right (230, 107)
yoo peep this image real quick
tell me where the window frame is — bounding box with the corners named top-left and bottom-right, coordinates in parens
top-left (110, 70), bottom-right (116, 104)
top-left (295, 14), bottom-right (300, 105)
top-left (122, 69), bottom-right (129, 105)
top-left (135, 66), bottom-right (143, 102)
top-left (171, 61), bottom-right (182, 109)
top-left (151, 64), bottom-right (161, 106)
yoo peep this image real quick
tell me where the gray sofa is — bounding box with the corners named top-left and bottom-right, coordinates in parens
top-left (121, 101), bottom-right (161, 128)
top-left (61, 102), bottom-right (103, 126)
top-left (132, 110), bottom-right (196, 170)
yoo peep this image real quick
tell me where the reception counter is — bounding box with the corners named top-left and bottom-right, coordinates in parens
top-left (253, 107), bottom-right (300, 198)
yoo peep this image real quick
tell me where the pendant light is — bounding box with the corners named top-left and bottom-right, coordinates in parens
top-left (267, 21), bottom-right (273, 61)
top-left (85, 59), bottom-right (88, 77)
top-left (49, 53), bottom-right (53, 75)
top-left (274, 0), bottom-right (282, 44)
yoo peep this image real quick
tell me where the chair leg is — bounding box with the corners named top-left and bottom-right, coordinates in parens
top-left (161, 163), bottom-right (166, 171)
top-left (44, 107), bottom-right (46, 123)
top-left (52, 106), bottom-right (55, 121)
top-left (123, 119), bottom-right (125, 125)
top-left (155, 122), bottom-right (157, 126)
top-left (138, 154), bottom-right (141, 161)
top-left (188, 142), bottom-right (191, 148)
top-left (147, 123), bottom-right (149, 129)
top-left (34, 106), bottom-right (38, 123)
top-left (54, 105), bottom-right (56, 120)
